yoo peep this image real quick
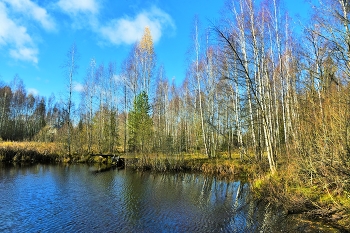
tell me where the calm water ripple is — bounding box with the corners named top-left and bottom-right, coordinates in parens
top-left (0, 163), bottom-right (341, 233)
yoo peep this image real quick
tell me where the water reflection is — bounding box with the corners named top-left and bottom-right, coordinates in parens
top-left (0, 164), bottom-right (340, 232)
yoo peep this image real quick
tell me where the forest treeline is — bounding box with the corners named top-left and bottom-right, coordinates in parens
top-left (1, 0), bottom-right (350, 193)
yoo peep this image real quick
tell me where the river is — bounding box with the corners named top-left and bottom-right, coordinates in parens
top-left (0, 163), bottom-right (340, 232)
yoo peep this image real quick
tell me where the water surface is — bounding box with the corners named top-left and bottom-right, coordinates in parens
top-left (0, 164), bottom-right (340, 232)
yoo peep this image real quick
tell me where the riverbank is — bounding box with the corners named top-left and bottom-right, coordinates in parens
top-left (0, 141), bottom-right (109, 163)
top-left (251, 158), bottom-right (350, 232)
top-left (0, 142), bottom-right (246, 178)
top-left (0, 141), bottom-right (61, 163)
top-left (125, 154), bottom-right (247, 179)
top-left (0, 141), bottom-right (349, 231)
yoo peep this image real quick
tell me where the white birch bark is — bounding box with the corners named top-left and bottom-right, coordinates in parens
top-left (234, 0), bottom-right (257, 158)
top-left (273, 0), bottom-right (288, 146)
top-left (194, 20), bottom-right (209, 158)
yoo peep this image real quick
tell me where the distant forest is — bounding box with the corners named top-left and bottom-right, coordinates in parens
top-left (1, 0), bottom-right (349, 183)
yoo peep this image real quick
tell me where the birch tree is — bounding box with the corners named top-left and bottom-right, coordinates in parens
top-left (192, 18), bottom-right (209, 158)
top-left (214, 0), bottom-right (279, 172)
top-left (81, 58), bottom-right (96, 153)
top-left (106, 62), bottom-right (119, 154)
top-left (232, 0), bottom-right (258, 159)
top-left (137, 27), bottom-right (156, 96)
top-left (62, 43), bottom-right (79, 155)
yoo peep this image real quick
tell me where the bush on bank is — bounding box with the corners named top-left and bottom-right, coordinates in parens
top-left (251, 160), bottom-right (350, 232)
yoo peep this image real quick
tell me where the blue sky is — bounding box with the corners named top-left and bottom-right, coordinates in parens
top-left (0, 0), bottom-right (312, 99)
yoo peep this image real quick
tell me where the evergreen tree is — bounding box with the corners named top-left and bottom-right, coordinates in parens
top-left (128, 91), bottom-right (153, 153)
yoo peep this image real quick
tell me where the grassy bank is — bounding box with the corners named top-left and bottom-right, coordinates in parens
top-left (0, 141), bottom-right (89, 163)
top-left (251, 158), bottom-right (350, 231)
top-left (0, 142), bottom-right (246, 178)
top-left (125, 154), bottom-right (247, 179)
top-left (0, 141), bottom-right (60, 163)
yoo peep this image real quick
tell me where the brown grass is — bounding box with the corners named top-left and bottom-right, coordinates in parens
top-left (0, 141), bottom-right (90, 163)
top-left (0, 141), bottom-right (61, 155)
top-left (124, 152), bottom-right (247, 179)
top-left (249, 156), bottom-right (350, 231)
top-left (0, 141), bottom-right (61, 163)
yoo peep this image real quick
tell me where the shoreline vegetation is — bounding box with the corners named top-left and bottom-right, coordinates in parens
top-left (0, 141), bottom-right (349, 231)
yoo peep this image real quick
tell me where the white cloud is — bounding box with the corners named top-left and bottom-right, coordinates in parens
top-left (57, 0), bottom-right (99, 15)
top-left (10, 47), bottom-right (38, 64)
top-left (56, 0), bottom-right (100, 29)
top-left (3, 0), bottom-right (56, 31)
top-left (73, 81), bottom-right (84, 92)
top-left (0, 2), bottom-right (38, 63)
top-left (28, 88), bottom-right (39, 96)
top-left (100, 6), bottom-right (175, 46)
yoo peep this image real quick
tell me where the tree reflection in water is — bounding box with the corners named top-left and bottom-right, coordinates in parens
top-left (0, 164), bottom-right (340, 232)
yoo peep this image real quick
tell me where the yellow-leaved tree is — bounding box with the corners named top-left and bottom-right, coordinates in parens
top-left (137, 27), bottom-right (155, 96)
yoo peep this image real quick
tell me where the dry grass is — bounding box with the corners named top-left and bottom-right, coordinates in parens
top-left (249, 156), bottom-right (350, 231)
top-left (0, 141), bottom-right (62, 154)
top-left (0, 141), bottom-right (88, 163)
top-left (0, 141), bottom-right (61, 163)
top-left (125, 152), bottom-right (246, 179)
